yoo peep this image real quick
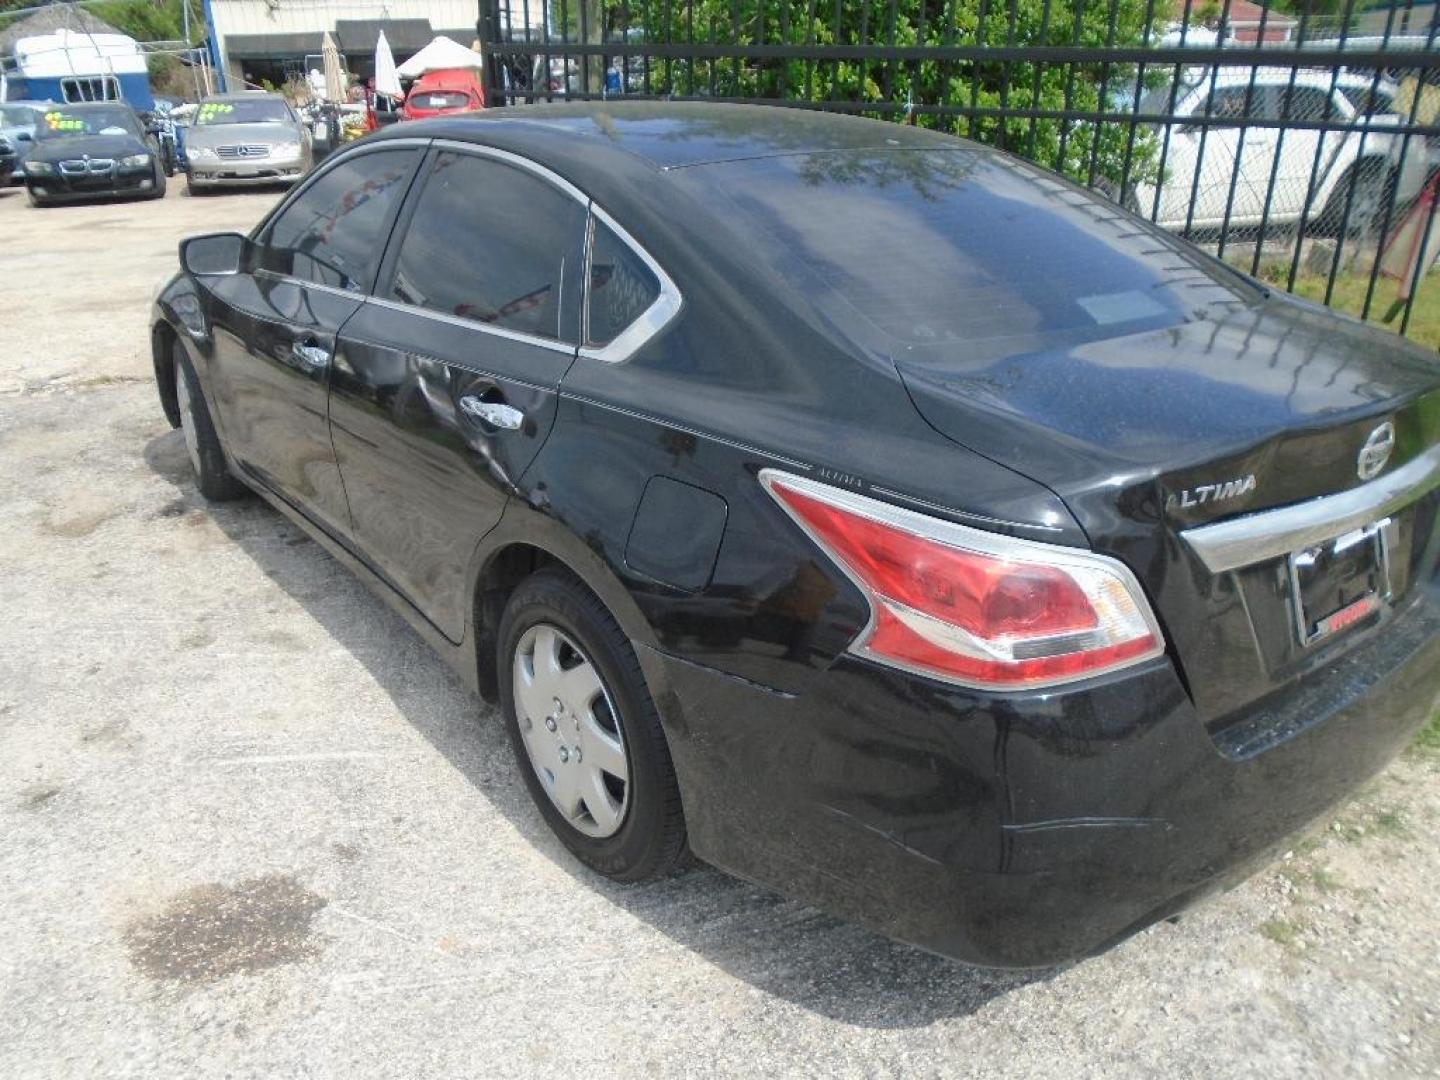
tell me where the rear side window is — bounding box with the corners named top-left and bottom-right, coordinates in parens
top-left (418, 92), bottom-right (471, 109)
top-left (386, 150), bottom-right (586, 341)
top-left (586, 219), bottom-right (660, 346)
top-left (262, 149), bottom-right (417, 292)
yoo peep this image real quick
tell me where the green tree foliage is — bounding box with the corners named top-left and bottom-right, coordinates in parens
top-left (598, 0), bottom-right (1163, 186)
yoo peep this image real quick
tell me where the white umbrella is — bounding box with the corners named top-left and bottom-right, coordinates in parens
top-left (322, 31), bottom-right (345, 102)
top-left (374, 29), bottom-right (402, 100)
top-left (396, 36), bottom-right (484, 79)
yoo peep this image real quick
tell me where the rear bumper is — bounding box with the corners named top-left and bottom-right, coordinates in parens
top-left (642, 584), bottom-right (1440, 967)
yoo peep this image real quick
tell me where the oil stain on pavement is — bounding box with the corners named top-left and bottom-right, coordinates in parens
top-left (124, 874), bottom-right (327, 983)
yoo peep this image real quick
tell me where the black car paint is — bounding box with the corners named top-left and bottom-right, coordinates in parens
top-left (24, 127), bottom-right (161, 201)
top-left (151, 103), bottom-right (1440, 967)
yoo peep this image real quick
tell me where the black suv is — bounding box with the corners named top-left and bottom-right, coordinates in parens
top-left (151, 103), bottom-right (1440, 967)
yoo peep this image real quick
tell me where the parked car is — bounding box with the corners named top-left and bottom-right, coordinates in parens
top-left (22, 101), bottom-right (166, 205)
top-left (401, 68), bottom-right (485, 120)
top-left (0, 100), bottom-right (51, 182)
top-left (1133, 67), bottom-right (1427, 235)
top-left (183, 92), bottom-right (312, 193)
top-left (151, 103), bottom-right (1440, 968)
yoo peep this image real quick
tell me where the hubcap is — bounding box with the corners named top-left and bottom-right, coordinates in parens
top-left (174, 359), bottom-right (202, 477)
top-left (512, 623), bottom-right (630, 838)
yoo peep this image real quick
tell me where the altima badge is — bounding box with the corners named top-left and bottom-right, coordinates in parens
top-left (1171, 473), bottom-right (1257, 510)
top-left (1357, 421), bottom-right (1396, 481)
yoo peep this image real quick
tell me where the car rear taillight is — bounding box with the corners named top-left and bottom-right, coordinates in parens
top-left (760, 470), bottom-right (1165, 691)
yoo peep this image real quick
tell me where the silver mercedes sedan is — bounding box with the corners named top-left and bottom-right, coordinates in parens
top-left (183, 92), bottom-right (312, 192)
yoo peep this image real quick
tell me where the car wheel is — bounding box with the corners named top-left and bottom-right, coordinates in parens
top-left (1318, 162), bottom-right (1392, 238)
top-left (27, 187), bottom-right (49, 208)
top-left (148, 162), bottom-right (167, 200)
top-left (173, 344), bottom-right (247, 501)
top-left (498, 568), bottom-right (687, 882)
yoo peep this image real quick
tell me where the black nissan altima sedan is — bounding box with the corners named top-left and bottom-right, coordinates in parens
top-left (150, 102), bottom-right (1440, 967)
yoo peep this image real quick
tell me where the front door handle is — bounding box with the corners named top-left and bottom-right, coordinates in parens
top-left (458, 395), bottom-right (525, 431)
top-left (291, 341), bottom-right (331, 370)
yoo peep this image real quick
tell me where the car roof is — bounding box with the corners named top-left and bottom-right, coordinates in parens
top-left (370, 101), bottom-right (968, 171)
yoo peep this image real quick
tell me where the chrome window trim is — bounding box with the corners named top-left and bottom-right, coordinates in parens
top-left (429, 138), bottom-right (590, 205)
top-left (374, 139), bottom-right (588, 350)
top-left (255, 267), bottom-right (362, 301)
top-left (579, 203), bottom-right (684, 365)
top-left (248, 137), bottom-right (433, 244)
top-left (361, 294), bottom-right (577, 356)
top-left (1181, 442), bottom-right (1440, 574)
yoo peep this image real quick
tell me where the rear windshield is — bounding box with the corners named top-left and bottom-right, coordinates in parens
top-left (196, 98), bottom-right (291, 125)
top-left (35, 106), bottom-right (141, 139)
top-left (413, 91), bottom-right (471, 109)
top-left (693, 150), bottom-right (1255, 362)
top-left (0, 105), bottom-right (42, 127)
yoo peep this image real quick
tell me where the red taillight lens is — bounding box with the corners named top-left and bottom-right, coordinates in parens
top-left (762, 471), bottom-right (1164, 690)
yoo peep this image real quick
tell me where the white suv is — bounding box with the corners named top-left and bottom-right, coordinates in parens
top-left (1132, 67), bottom-right (1427, 236)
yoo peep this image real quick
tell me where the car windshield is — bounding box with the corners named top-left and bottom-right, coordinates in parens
top-left (196, 98), bottom-right (291, 125)
top-left (34, 106), bottom-right (141, 139)
top-left (414, 91), bottom-right (471, 109)
top-left (0, 105), bottom-right (41, 127)
top-left (695, 150), bottom-right (1257, 364)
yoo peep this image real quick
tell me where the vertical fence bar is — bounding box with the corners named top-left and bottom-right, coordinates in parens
top-left (1024, 0), bottom-right (1056, 160)
top-left (1083, 0), bottom-right (1123, 189)
top-left (1361, 18), bottom-right (1440, 322)
top-left (1399, 185), bottom-right (1440, 338)
top-left (1249, 4), bottom-right (1316, 278)
top-left (968, 0), bottom-right (991, 140)
top-left (995, 0), bottom-right (1017, 150)
top-left (1116, 0), bottom-right (1159, 206)
top-left (1053, 0), bottom-right (1087, 173)
top-left (1283, 0), bottom-right (1362, 294)
top-left (1149, 0), bottom-right (1196, 222)
top-left (1214, 0), bottom-right (1272, 263)
top-left (1181, 0), bottom-right (1238, 239)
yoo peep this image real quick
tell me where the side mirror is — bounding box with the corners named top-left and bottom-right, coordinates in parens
top-left (16, 131), bottom-right (32, 142)
top-left (180, 232), bottom-right (247, 276)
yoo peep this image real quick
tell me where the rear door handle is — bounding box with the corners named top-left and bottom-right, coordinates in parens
top-left (458, 395), bottom-right (525, 431)
top-left (291, 341), bottom-right (331, 369)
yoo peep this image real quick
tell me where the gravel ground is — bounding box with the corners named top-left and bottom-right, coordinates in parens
top-left (1, 178), bottom-right (1438, 1080)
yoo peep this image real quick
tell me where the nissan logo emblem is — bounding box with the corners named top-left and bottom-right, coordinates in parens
top-left (1357, 421), bottom-right (1396, 481)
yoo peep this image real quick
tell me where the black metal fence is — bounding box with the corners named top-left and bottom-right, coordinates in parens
top-left (478, 0), bottom-right (1440, 344)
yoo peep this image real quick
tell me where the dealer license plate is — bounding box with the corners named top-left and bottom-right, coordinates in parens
top-left (1287, 519), bottom-right (1393, 646)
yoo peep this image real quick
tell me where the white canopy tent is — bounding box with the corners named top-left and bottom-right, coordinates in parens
top-left (395, 36), bottom-right (484, 79)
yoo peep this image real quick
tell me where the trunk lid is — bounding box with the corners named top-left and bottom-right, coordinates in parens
top-left (897, 297), bottom-right (1440, 726)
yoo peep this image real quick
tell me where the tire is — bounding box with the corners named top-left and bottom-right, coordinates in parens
top-left (27, 189), bottom-right (49, 208)
top-left (1317, 161), bottom-right (1393, 238)
top-left (498, 568), bottom-right (686, 882)
top-left (147, 162), bottom-right (167, 200)
top-left (173, 344), bottom-right (247, 501)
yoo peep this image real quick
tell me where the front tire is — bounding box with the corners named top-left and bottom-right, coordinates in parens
top-left (173, 344), bottom-right (246, 501)
top-left (498, 569), bottom-right (686, 882)
top-left (1317, 161), bottom-right (1393, 238)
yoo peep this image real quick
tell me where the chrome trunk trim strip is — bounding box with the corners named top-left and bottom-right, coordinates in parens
top-left (1181, 442), bottom-right (1440, 573)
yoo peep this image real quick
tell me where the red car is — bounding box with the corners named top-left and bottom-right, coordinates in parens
top-left (401, 68), bottom-right (485, 120)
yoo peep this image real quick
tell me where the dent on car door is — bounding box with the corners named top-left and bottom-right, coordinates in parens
top-left (328, 146), bottom-right (587, 642)
top-left (203, 146), bottom-right (422, 536)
